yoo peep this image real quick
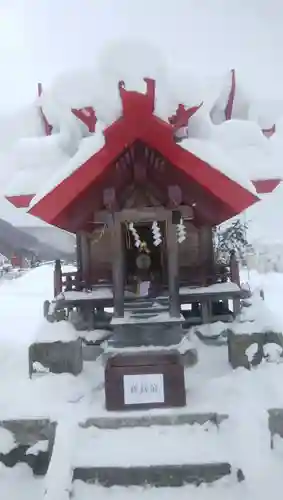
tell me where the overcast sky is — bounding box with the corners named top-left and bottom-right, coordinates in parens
top-left (0, 0), bottom-right (283, 111)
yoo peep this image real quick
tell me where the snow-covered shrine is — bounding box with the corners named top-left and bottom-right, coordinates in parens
top-left (3, 43), bottom-right (283, 494)
top-left (5, 44), bottom-right (283, 403)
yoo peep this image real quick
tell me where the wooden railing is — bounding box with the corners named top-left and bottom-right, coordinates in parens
top-left (53, 260), bottom-right (80, 296)
top-left (53, 250), bottom-right (240, 297)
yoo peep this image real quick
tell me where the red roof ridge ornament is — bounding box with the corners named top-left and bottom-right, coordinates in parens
top-left (118, 78), bottom-right (156, 122)
top-left (37, 83), bottom-right (53, 136)
top-left (262, 124), bottom-right (276, 138)
top-left (71, 106), bottom-right (97, 133)
top-left (169, 102), bottom-right (203, 142)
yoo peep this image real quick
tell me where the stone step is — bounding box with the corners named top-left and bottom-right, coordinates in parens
top-left (71, 420), bottom-right (232, 487)
top-left (43, 421), bottom-right (77, 500)
top-left (80, 412), bottom-right (228, 429)
top-left (72, 479), bottom-right (238, 499)
top-left (73, 462), bottom-right (231, 487)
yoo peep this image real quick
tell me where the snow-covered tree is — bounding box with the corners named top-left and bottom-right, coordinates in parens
top-left (214, 219), bottom-right (250, 264)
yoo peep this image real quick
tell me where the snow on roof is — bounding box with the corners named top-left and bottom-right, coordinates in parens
top-left (0, 197), bottom-right (47, 228)
top-left (249, 99), bottom-right (283, 129)
top-left (30, 125), bottom-right (105, 209)
top-left (180, 137), bottom-right (257, 194)
top-left (0, 104), bottom-right (43, 152)
top-left (3, 135), bottom-right (69, 197)
top-left (245, 183), bottom-right (283, 245)
top-left (1, 39), bottom-right (283, 213)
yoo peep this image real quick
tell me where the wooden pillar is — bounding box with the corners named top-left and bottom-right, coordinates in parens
top-left (199, 225), bottom-right (214, 283)
top-left (230, 250), bottom-right (240, 286)
top-left (111, 214), bottom-right (124, 317)
top-left (80, 232), bottom-right (91, 286)
top-left (54, 259), bottom-right (62, 297)
top-left (166, 214), bottom-right (180, 318)
top-left (230, 250), bottom-right (241, 316)
top-left (76, 233), bottom-right (83, 282)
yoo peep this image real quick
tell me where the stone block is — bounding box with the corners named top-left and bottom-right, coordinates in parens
top-left (0, 419), bottom-right (56, 475)
top-left (228, 330), bottom-right (283, 369)
top-left (109, 322), bottom-right (184, 348)
top-left (82, 345), bottom-right (103, 362)
top-left (29, 339), bottom-right (83, 376)
top-left (268, 409), bottom-right (283, 448)
top-left (181, 347), bottom-right (198, 367)
top-left (73, 462), bottom-right (231, 487)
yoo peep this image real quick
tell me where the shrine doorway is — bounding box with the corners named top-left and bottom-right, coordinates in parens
top-left (123, 221), bottom-right (167, 292)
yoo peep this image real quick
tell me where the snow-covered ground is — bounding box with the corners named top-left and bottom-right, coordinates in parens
top-left (1, 265), bottom-right (283, 498)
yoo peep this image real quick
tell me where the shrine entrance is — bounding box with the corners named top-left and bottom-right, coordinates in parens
top-left (112, 208), bottom-right (179, 317)
top-left (123, 221), bottom-right (167, 293)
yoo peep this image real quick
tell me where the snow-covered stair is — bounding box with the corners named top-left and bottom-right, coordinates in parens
top-left (71, 416), bottom-right (232, 488)
top-left (43, 421), bottom-right (77, 500)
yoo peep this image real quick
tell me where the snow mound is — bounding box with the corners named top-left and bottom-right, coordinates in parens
top-left (0, 427), bottom-right (17, 454)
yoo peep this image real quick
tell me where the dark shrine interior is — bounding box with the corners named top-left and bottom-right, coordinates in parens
top-left (123, 222), bottom-right (166, 285)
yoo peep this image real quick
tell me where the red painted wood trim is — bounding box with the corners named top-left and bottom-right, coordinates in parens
top-left (225, 69), bottom-right (236, 120)
top-left (71, 107), bottom-right (97, 132)
top-left (252, 179), bottom-right (281, 194)
top-left (262, 124), bottom-right (276, 138)
top-left (37, 83), bottom-right (53, 136)
top-left (169, 102), bottom-right (203, 129)
top-left (6, 194), bottom-right (34, 208)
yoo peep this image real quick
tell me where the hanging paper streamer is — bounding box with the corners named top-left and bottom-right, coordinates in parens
top-left (176, 218), bottom-right (186, 243)
top-left (129, 223), bottom-right (141, 248)
top-left (152, 221), bottom-right (162, 246)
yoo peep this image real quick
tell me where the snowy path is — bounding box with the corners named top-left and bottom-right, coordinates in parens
top-left (0, 265), bottom-right (53, 386)
top-left (0, 268), bottom-right (283, 498)
top-left (0, 264), bottom-right (103, 420)
top-left (0, 267), bottom-right (283, 418)
top-left (0, 265), bottom-right (53, 344)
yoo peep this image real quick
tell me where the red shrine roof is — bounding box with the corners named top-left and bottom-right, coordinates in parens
top-left (7, 79), bottom-right (259, 231)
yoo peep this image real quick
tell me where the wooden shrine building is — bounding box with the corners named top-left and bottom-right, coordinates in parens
top-left (7, 79), bottom-right (258, 325)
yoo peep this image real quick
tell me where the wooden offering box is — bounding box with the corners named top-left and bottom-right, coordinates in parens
top-left (104, 352), bottom-right (186, 411)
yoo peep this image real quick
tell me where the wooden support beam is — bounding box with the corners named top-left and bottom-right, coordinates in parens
top-left (92, 206), bottom-right (193, 224)
top-left (230, 250), bottom-right (241, 316)
top-left (168, 185), bottom-right (182, 207)
top-left (149, 160), bottom-right (230, 225)
top-left (80, 232), bottom-right (91, 285)
top-left (199, 225), bottom-right (214, 272)
top-left (230, 250), bottom-right (240, 286)
top-left (76, 233), bottom-right (83, 282)
top-left (103, 187), bottom-right (117, 210)
top-left (116, 207), bottom-right (171, 223)
top-left (133, 160), bottom-right (147, 184)
top-left (110, 214), bottom-right (124, 317)
top-left (118, 184), bottom-right (136, 208)
top-left (54, 259), bottom-right (62, 297)
top-left (166, 215), bottom-right (180, 318)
